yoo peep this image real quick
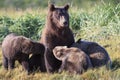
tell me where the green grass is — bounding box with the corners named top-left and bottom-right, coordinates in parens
top-left (0, 4), bottom-right (120, 42)
top-left (0, 3), bottom-right (120, 80)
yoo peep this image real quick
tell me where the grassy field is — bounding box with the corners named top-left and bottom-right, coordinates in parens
top-left (0, 3), bottom-right (120, 80)
top-left (0, 37), bottom-right (120, 80)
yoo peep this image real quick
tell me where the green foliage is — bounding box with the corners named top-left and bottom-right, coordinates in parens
top-left (0, 14), bottom-right (45, 42)
top-left (0, 16), bottom-right (14, 42)
top-left (0, 4), bottom-right (120, 42)
top-left (0, 0), bottom-right (119, 9)
top-left (70, 4), bottom-right (120, 41)
top-left (9, 14), bottom-right (45, 40)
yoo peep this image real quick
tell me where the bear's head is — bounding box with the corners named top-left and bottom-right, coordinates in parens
top-left (53, 46), bottom-right (68, 60)
top-left (53, 46), bottom-right (81, 61)
top-left (48, 4), bottom-right (69, 29)
top-left (22, 37), bottom-right (45, 55)
top-left (31, 42), bottom-right (45, 55)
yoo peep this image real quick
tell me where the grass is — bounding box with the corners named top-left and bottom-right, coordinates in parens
top-left (0, 8), bottom-right (47, 18)
top-left (0, 33), bottom-right (120, 80)
top-left (0, 3), bottom-right (120, 80)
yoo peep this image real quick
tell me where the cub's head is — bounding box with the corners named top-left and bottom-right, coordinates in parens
top-left (31, 42), bottom-right (45, 55)
top-left (22, 37), bottom-right (45, 55)
top-left (48, 4), bottom-right (69, 28)
top-left (53, 46), bottom-right (69, 60)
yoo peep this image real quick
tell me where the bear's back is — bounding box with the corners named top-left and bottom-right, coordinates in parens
top-left (2, 33), bottom-right (17, 48)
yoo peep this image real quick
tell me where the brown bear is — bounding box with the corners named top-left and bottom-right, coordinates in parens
top-left (71, 39), bottom-right (112, 68)
top-left (1, 33), bottom-right (45, 74)
top-left (53, 46), bottom-right (93, 74)
top-left (40, 4), bottom-right (75, 73)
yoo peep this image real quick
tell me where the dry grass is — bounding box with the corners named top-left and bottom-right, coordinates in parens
top-left (0, 36), bottom-right (120, 80)
top-left (0, 8), bottom-right (47, 18)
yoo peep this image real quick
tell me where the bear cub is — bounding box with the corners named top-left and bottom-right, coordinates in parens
top-left (2, 33), bottom-right (45, 74)
top-left (53, 46), bottom-right (92, 74)
top-left (71, 38), bottom-right (112, 68)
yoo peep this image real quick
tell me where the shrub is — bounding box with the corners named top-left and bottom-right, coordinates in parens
top-left (0, 14), bottom-right (45, 42)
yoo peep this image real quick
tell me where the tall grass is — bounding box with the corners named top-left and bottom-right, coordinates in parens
top-left (0, 4), bottom-right (120, 42)
top-left (0, 14), bottom-right (45, 42)
top-left (70, 4), bottom-right (120, 41)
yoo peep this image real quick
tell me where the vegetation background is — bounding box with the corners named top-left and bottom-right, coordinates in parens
top-left (0, 0), bottom-right (120, 80)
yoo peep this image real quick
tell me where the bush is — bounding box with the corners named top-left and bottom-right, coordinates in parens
top-left (0, 14), bottom-right (45, 42)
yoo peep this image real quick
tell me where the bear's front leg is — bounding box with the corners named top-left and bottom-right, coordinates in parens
top-left (8, 58), bottom-right (15, 69)
top-left (18, 54), bottom-right (30, 74)
top-left (21, 61), bottom-right (30, 74)
top-left (2, 55), bottom-right (8, 70)
top-left (44, 48), bottom-right (62, 73)
top-left (44, 50), bottom-right (53, 73)
top-left (59, 58), bottom-right (67, 73)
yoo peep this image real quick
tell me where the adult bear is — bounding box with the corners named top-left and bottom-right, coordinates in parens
top-left (2, 33), bottom-right (45, 74)
top-left (40, 4), bottom-right (75, 73)
top-left (71, 39), bottom-right (112, 68)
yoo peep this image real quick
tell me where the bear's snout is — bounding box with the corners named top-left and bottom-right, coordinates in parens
top-left (60, 16), bottom-right (68, 27)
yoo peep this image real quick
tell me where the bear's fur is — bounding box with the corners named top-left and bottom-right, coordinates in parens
top-left (53, 46), bottom-right (93, 74)
top-left (71, 39), bottom-right (112, 68)
top-left (40, 4), bottom-right (75, 73)
top-left (2, 33), bottom-right (45, 73)
top-left (29, 54), bottom-right (46, 72)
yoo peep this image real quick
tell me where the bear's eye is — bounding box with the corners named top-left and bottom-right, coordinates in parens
top-left (57, 10), bottom-right (63, 15)
top-left (53, 11), bottom-right (60, 19)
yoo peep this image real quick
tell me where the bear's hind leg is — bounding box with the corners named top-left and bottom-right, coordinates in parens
top-left (8, 59), bottom-right (15, 69)
top-left (59, 58), bottom-right (67, 73)
top-left (3, 55), bottom-right (8, 70)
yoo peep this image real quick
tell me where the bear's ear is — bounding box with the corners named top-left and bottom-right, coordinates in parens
top-left (64, 4), bottom-right (69, 11)
top-left (49, 3), bottom-right (55, 11)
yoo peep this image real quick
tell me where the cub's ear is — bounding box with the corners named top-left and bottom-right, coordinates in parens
top-left (64, 4), bottom-right (69, 11)
top-left (49, 3), bottom-right (55, 11)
